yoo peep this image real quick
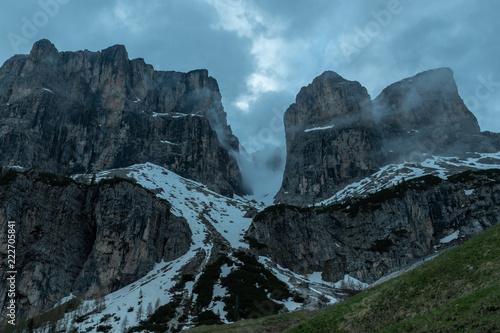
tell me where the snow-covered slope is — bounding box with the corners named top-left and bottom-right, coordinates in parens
top-left (64, 163), bottom-right (255, 331)
top-left (316, 151), bottom-right (500, 207)
top-left (46, 163), bottom-right (342, 332)
top-left (41, 151), bottom-right (500, 332)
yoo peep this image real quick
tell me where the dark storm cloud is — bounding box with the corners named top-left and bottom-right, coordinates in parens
top-left (320, 1), bottom-right (500, 132)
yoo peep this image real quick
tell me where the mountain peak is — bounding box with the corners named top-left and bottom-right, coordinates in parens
top-left (29, 39), bottom-right (59, 61)
top-left (276, 68), bottom-right (499, 205)
top-left (283, 70), bottom-right (372, 146)
top-left (316, 70), bottom-right (346, 82)
top-left (413, 67), bottom-right (454, 79)
top-left (100, 44), bottom-right (129, 66)
top-left (290, 70), bottom-right (370, 122)
top-left (31, 38), bottom-right (58, 52)
top-left (389, 67), bottom-right (457, 94)
top-left (374, 67), bottom-right (479, 135)
top-left (101, 43), bottom-right (128, 56)
top-left (307, 70), bottom-right (364, 92)
top-left (0, 40), bottom-right (246, 197)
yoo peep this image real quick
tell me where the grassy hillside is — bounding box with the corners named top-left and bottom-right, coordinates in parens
top-left (186, 311), bottom-right (311, 333)
top-left (188, 224), bottom-right (500, 332)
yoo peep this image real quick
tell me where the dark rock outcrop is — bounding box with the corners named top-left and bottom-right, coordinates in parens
top-left (0, 169), bottom-right (191, 319)
top-left (248, 170), bottom-right (500, 283)
top-left (275, 71), bottom-right (386, 205)
top-left (0, 39), bottom-right (244, 196)
top-left (373, 68), bottom-right (497, 159)
top-left (276, 68), bottom-right (500, 205)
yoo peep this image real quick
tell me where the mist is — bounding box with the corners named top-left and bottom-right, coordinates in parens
top-left (237, 145), bottom-right (286, 205)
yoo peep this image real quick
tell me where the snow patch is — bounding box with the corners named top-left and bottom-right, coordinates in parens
top-left (440, 230), bottom-right (460, 244)
top-left (152, 112), bottom-right (203, 118)
top-left (207, 283), bottom-right (229, 323)
top-left (6, 166), bottom-right (25, 171)
top-left (185, 281), bottom-right (195, 295)
top-left (58, 293), bottom-right (76, 305)
top-left (152, 112), bottom-right (169, 117)
top-left (86, 163), bottom-right (256, 249)
top-left (220, 264), bottom-right (235, 278)
top-left (304, 124), bottom-right (335, 132)
top-left (280, 299), bottom-right (303, 311)
top-left (315, 151), bottom-right (500, 207)
top-left (464, 189), bottom-right (474, 196)
top-left (258, 257), bottom-right (341, 309)
top-left (172, 113), bottom-right (202, 118)
top-left (333, 274), bottom-right (369, 290)
top-left (161, 140), bottom-right (178, 145)
top-left (307, 272), bottom-right (325, 284)
top-left (57, 256), bottom-right (197, 332)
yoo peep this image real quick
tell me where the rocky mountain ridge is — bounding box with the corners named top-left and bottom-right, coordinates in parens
top-left (0, 163), bottom-right (340, 331)
top-left (1, 40), bottom-right (500, 332)
top-left (0, 39), bottom-right (244, 196)
top-left (251, 66), bottom-right (500, 298)
top-left (248, 168), bottom-right (500, 284)
top-left (0, 167), bottom-right (192, 320)
top-left (275, 68), bottom-right (500, 205)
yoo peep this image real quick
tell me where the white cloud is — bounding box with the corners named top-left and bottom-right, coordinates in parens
top-left (98, 0), bottom-right (161, 34)
top-left (204, 0), bottom-right (302, 112)
top-left (204, 0), bottom-right (263, 38)
top-left (113, 3), bottom-right (140, 32)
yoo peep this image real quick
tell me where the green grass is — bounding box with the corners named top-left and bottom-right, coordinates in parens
top-left (187, 224), bottom-right (500, 333)
top-left (186, 310), bottom-right (312, 333)
top-left (286, 223), bottom-right (500, 333)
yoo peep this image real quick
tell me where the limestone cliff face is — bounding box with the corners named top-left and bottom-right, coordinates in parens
top-left (283, 71), bottom-right (372, 144)
top-left (0, 39), bottom-right (243, 196)
top-left (276, 71), bottom-right (386, 205)
top-left (375, 68), bottom-right (478, 133)
top-left (248, 171), bottom-right (500, 283)
top-left (373, 68), bottom-right (494, 158)
top-left (0, 170), bottom-right (191, 319)
top-left (276, 68), bottom-right (500, 205)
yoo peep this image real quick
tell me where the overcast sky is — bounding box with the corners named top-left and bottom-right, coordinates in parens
top-left (1, 0), bottom-right (500, 197)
